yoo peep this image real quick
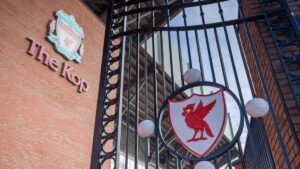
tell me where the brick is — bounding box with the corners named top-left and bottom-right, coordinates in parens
top-left (0, 0), bottom-right (105, 168)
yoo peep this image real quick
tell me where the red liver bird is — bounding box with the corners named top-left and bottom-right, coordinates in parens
top-left (182, 100), bottom-right (217, 142)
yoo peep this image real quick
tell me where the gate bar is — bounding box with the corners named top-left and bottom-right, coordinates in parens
top-left (125, 35), bottom-right (132, 169)
top-left (151, 0), bottom-right (160, 168)
top-left (215, 1), bottom-right (261, 168)
top-left (198, 0), bottom-right (216, 82)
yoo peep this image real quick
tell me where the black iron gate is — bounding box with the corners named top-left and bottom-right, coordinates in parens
top-left (92, 0), bottom-right (300, 168)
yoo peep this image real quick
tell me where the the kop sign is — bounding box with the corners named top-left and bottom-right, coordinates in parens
top-left (26, 10), bottom-right (89, 93)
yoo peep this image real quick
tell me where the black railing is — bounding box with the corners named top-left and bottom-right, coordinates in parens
top-left (244, 118), bottom-right (276, 169)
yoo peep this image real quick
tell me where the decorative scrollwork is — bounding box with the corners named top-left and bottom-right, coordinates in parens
top-left (260, 0), bottom-right (300, 110)
top-left (97, 1), bottom-right (126, 169)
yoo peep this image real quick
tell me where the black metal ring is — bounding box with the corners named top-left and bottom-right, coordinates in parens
top-left (156, 81), bottom-right (245, 161)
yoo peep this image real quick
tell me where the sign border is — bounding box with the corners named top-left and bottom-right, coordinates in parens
top-left (167, 89), bottom-right (227, 157)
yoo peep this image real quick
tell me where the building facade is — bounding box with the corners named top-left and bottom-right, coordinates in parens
top-left (1, 0), bottom-right (300, 169)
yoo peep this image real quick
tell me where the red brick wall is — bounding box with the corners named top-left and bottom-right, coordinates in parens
top-left (239, 0), bottom-right (300, 168)
top-left (0, 0), bottom-right (105, 168)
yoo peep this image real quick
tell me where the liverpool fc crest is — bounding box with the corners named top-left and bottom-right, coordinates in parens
top-left (47, 10), bottom-right (84, 63)
top-left (168, 90), bottom-right (227, 157)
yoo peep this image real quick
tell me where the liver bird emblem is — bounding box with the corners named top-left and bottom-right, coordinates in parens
top-left (181, 100), bottom-right (217, 142)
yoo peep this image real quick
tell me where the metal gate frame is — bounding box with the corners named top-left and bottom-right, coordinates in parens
top-left (92, 0), bottom-right (300, 168)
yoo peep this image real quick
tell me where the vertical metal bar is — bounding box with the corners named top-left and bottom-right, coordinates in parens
top-left (164, 0), bottom-right (175, 92)
top-left (160, 29), bottom-right (169, 169)
top-left (236, 0), bottom-right (292, 168)
top-left (160, 31), bottom-right (167, 100)
top-left (194, 30), bottom-right (205, 81)
top-left (151, 0), bottom-right (159, 168)
top-left (181, 0), bottom-right (192, 68)
top-left (144, 36), bottom-right (148, 118)
top-left (194, 29), bottom-right (205, 94)
top-left (125, 36), bottom-right (132, 169)
top-left (198, 1), bottom-right (216, 82)
top-left (116, 1), bottom-right (128, 169)
top-left (176, 30), bottom-right (185, 87)
top-left (143, 33), bottom-right (149, 169)
top-left (134, 2), bottom-right (141, 169)
top-left (213, 27), bottom-right (228, 87)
